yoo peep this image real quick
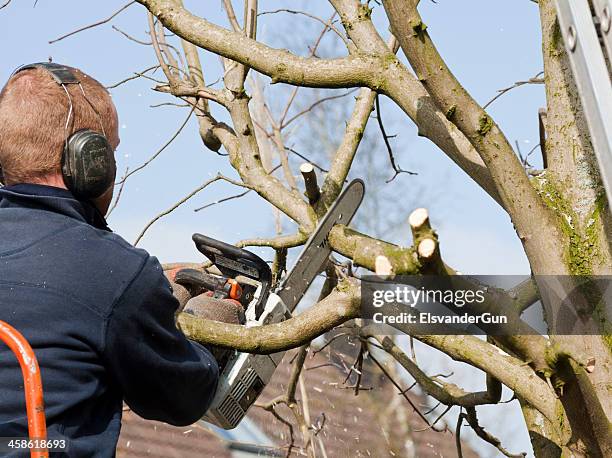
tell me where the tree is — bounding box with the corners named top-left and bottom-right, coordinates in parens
top-left (11, 0), bottom-right (610, 456)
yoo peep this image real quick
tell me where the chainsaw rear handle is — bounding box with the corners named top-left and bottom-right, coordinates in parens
top-left (192, 234), bottom-right (271, 318)
top-left (175, 269), bottom-right (222, 294)
top-left (175, 269), bottom-right (244, 303)
top-left (0, 321), bottom-right (48, 458)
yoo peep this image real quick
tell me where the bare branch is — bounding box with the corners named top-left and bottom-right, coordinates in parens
top-left (148, 11), bottom-right (179, 84)
top-left (105, 65), bottom-right (160, 89)
top-left (141, 0), bottom-right (501, 206)
top-left (222, 0), bottom-right (241, 32)
top-left (117, 105), bottom-right (195, 185)
top-left (136, 0), bottom-right (378, 88)
top-left (193, 189), bottom-right (250, 212)
top-left (368, 352), bottom-right (446, 432)
top-left (456, 407), bottom-right (464, 458)
top-left (112, 25), bottom-right (151, 45)
top-left (483, 72), bottom-right (544, 109)
top-left (49, 2), bottom-right (136, 44)
top-left (177, 279), bottom-right (361, 353)
top-left (365, 333), bottom-right (503, 408)
top-left (464, 407), bottom-right (527, 457)
top-left (106, 167), bottom-right (129, 217)
top-left (236, 232), bottom-right (308, 250)
top-left (134, 175), bottom-right (223, 245)
top-left (375, 94), bottom-right (417, 182)
top-left (134, 174), bottom-right (251, 245)
top-left (384, 0), bottom-right (568, 274)
top-left (282, 90), bottom-right (357, 129)
top-left (258, 9), bottom-right (350, 49)
top-left (286, 148), bottom-right (328, 173)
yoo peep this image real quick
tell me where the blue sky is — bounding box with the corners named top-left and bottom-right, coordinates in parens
top-left (1, 1), bottom-right (548, 455)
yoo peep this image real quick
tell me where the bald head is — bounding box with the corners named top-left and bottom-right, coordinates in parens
top-left (0, 65), bottom-right (119, 185)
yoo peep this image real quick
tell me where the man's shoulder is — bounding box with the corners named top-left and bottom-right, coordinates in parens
top-left (62, 224), bottom-right (161, 308)
top-left (21, 220), bottom-right (161, 317)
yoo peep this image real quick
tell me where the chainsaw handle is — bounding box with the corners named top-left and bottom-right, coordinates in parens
top-left (174, 269), bottom-right (219, 292)
top-left (192, 233), bottom-right (271, 318)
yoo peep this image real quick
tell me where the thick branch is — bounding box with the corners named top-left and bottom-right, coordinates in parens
top-left (140, 0), bottom-right (501, 205)
top-left (384, 0), bottom-right (568, 274)
top-left (177, 280), bottom-right (360, 354)
top-left (328, 0), bottom-right (501, 204)
top-left (366, 333), bottom-right (502, 408)
top-left (136, 0), bottom-right (379, 88)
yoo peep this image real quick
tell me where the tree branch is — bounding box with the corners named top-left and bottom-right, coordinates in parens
top-left (383, 0), bottom-right (568, 275)
top-left (177, 279), bottom-right (361, 353)
top-left (135, 0), bottom-right (379, 88)
top-left (48, 1), bottom-right (136, 44)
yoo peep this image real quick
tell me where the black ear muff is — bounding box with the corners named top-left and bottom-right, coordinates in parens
top-left (62, 129), bottom-right (116, 200)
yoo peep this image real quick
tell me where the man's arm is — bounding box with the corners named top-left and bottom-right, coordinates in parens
top-left (101, 255), bottom-right (219, 426)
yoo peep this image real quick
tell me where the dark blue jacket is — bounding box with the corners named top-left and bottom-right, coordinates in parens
top-left (0, 184), bottom-right (219, 457)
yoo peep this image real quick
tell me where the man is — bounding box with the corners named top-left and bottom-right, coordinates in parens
top-left (0, 64), bottom-right (239, 457)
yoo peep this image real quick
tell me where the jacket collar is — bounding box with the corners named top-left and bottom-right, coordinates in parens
top-left (0, 183), bottom-right (111, 231)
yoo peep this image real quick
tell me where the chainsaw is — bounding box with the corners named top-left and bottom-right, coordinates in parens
top-left (176, 179), bottom-right (364, 429)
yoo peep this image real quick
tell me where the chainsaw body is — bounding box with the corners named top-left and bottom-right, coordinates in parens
top-left (177, 234), bottom-right (290, 429)
top-left (202, 292), bottom-right (289, 429)
top-left (180, 179), bottom-right (365, 429)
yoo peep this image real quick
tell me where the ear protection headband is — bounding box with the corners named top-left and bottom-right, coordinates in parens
top-left (6, 62), bottom-right (116, 200)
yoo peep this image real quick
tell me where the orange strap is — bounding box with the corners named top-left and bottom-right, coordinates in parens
top-left (0, 321), bottom-right (48, 458)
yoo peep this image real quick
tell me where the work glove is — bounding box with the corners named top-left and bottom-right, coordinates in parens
top-left (164, 266), bottom-right (207, 313)
top-left (171, 267), bottom-right (246, 368)
top-left (183, 294), bottom-right (245, 325)
top-left (183, 294), bottom-right (245, 369)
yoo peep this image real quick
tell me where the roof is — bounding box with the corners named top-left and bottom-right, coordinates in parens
top-left (117, 339), bottom-right (479, 457)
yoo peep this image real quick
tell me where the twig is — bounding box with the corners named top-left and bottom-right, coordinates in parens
top-left (48, 1), bottom-right (136, 44)
top-left (193, 189), bottom-right (251, 212)
top-left (282, 90), bottom-right (357, 128)
top-left (285, 147), bottom-right (328, 173)
top-left (134, 175), bottom-right (224, 245)
top-left (278, 13), bottom-right (337, 126)
top-left (222, 0), bottom-right (242, 32)
top-left (353, 342), bottom-right (365, 396)
top-left (483, 71), bottom-right (544, 109)
top-left (106, 65), bottom-right (160, 89)
top-left (150, 102), bottom-right (190, 108)
top-left (514, 140), bottom-right (540, 170)
top-left (464, 407), bottom-right (527, 457)
top-left (236, 232), bottom-right (308, 250)
top-left (423, 401), bottom-right (442, 415)
top-left (375, 94), bottom-right (417, 182)
top-left (311, 333), bottom-right (350, 357)
top-left (117, 105), bottom-right (195, 185)
top-left (368, 352), bottom-right (445, 432)
top-left (193, 163), bottom-right (281, 212)
top-left (287, 346), bottom-right (309, 403)
top-left (107, 167), bottom-right (129, 217)
top-left (259, 9), bottom-right (348, 48)
top-left (456, 407), bottom-right (464, 458)
top-left (0, 1), bottom-right (12, 10)
top-left (148, 11), bottom-right (178, 83)
top-left (112, 25), bottom-right (151, 45)
top-left (414, 404), bottom-right (451, 432)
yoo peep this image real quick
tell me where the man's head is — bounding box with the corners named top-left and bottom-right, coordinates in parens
top-left (0, 64), bottom-right (119, 214)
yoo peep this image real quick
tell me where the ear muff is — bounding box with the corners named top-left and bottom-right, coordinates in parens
top-left (62, 129), bottom-right (116, 200)
top-left (8, 62), bottom-right (116, 200)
